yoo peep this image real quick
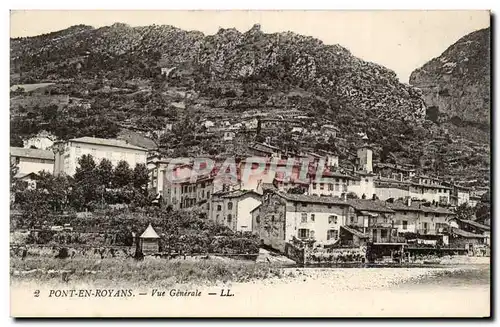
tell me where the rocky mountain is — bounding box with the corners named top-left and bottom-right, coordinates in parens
top-left (409, 27), bottom-right (490, 128)
top-left (9, 23), bottom-right (490, 187)
top-left (11, 23), bottom-right (425, 122)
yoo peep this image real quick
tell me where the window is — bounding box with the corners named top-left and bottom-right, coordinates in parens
top-left (335, 184), bottom-right (340, 191)
top-left (207, 191), bottom-right (210, 198)
top-left (329, 215), bottom-right (338, 224)
top-left (328, 184), bottom-right (334, 191)
top-left (403, 211), bottom-right (407, 215)
top-left (76, 146), bottom-right (81, 155)
top-left (228, 202), bottom-right (233, 210)
top-left (312, 183), bottom-right (317, 190)
top-left (327, 229), bottom-right (339, 240)
top-left (320, 184), bottom-right (324, 190)
top-left (423, 222), bottom-right (428, 230)
top-left (301, 203), bottom-right (307, 207)
top-left (91, 148), bottom-right (97, 157)
top-left (381, 229), bottom-right (388, 238)
top-left (402, 220), bottom-right (408, 230)
top-left (301, 213), bottom-right (307, 223)
top-left (298, 229), bottom-right (310, 239)
top-left (424, 212), bottom-right (429, 217)
top-left (256, 215), bottom-right (260, 224)
top-left (227, 214), bottom-right (232, 223)
top-left (311, 214), bottom-right (315, 222)
top-left (217, 205), bottom-right (222, 211)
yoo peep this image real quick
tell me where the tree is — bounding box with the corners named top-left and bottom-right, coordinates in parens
top-left (18, 189), bottom-right (51, 228)
top-left (475, 191), bottom-right (491, 224)
top-left (133, 163), bottom-right (149, 192)
top-left (114, 161), bottom-right (133, 188)
top-left (72, 155), bottom-right (99, 211)
top-left (10, 135), bottom-right (24, 147)
top-left (455, 203), bottom-right (475, 221)
top-left (97, 158), bottom-right (114, 187)
top-left (74, 154), bottom-right (97, 183)
top-left (346, 192), bottom-right (359, 199)
top-left (10, 160), bottom-right (19, 190)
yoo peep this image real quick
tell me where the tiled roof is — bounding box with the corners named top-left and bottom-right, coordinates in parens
top-left (347, 199), bottom-right (395, 213)
top-left (341, 226), bottom-right (368, 238)
top-left (277, 192), bottom-right (349, 206)
top-left (388, 201), bottom-right (454, 215)
top-left (69, 137), bottom-right (147, 151)
top-left (387, 202), bottom-right (422, 212)
top-left (216, 190), bottom-right (261, 199)
top-left (458, 219), bottom-right (490, 231)
top-left (10, 147), bottom-right (54, 160)
top-left (450, 227), bottom-right (484, 239)
top-left (275, 192), bottom-right (394, 213)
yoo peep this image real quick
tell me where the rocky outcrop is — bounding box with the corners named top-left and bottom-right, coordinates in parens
top-left (409, 28), bottom-right (490, 127)
top-left (11, 23), bottom-right (426, 124)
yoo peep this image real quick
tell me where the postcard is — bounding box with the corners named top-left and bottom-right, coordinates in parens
top-left (9, 10), bottom-right (491, 317)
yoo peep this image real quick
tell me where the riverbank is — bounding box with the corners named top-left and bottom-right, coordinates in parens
top-left (11, 258), bottom-right (490, 317)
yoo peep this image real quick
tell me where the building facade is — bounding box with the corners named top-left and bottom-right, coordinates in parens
top-left (210, 190), bottom-right (262, 232)
top-left (10, 147), bottom-right (55, 176)
top-left (53, 137), bottom-right (147, 176)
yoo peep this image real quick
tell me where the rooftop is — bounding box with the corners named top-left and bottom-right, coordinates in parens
top-left (456, 218), bottom-right (490, 231)
top-left (274, 191), bottom-right (394, 213)
top-left (10, 147), bottom-right (55, 161)
top-left (450, 227), bottom-right (484, 239)
top-left (69, 137), bottom-right (147, 151)
top-left (140, 224), bottom-right (160, 239)
top-left (388, 201), bottom-right (454, 215)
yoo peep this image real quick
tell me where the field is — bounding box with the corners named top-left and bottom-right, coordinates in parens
top-left (10, 256), bottom-right (283, 288)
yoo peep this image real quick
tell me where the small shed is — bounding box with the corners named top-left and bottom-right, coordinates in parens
top-left (139, 224), bottom-right (160, 255)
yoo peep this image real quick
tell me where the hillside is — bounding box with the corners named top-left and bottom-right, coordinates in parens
top-left (410, 27), bottom-right (490, 128)
top-left (9, 23), bottom-right (490, 187)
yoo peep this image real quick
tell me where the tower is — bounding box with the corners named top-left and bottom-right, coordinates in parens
top-left (357, 145), bottom-right (373, 173)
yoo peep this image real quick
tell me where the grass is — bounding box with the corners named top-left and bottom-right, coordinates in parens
top-left (10, 256), bottom-right (284, 288)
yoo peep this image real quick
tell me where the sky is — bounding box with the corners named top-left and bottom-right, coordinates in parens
top-left (10, 10), bottom-right (490, 83)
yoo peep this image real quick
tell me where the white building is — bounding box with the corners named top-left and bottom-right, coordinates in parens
top-left (53, 137), bottom-right (147, 176)
top-left (10, 147), bottom-right (55, 176)
top-left (210, 190), bottom-right (262, 232)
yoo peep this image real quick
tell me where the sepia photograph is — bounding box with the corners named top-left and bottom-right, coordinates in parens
top-left (9, 9), bottom-right (491, 317)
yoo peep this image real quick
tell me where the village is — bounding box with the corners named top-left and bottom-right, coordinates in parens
top-left (10, 113), bottom-right (490, 265)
